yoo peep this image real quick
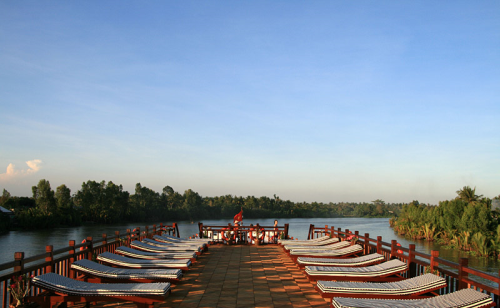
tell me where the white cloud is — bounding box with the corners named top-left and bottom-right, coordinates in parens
top-left (0, 159), bottom-right (43, 181)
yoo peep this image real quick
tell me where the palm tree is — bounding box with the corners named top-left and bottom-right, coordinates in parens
top-left (456, 186), bottom-right (483, 204)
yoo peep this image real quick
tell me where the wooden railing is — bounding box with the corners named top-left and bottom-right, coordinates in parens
top-left (0, 223), bottom-right (178, 307)
top-left (307, 224), bottom-right (500, 305)
top-left (198, 222), bottom-right (289, 244)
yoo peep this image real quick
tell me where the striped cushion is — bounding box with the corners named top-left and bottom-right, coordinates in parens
top-left (116, 246), bottom-right (196, 260)
top-left (284, 237), bottom-right (340, 250)
top-left (318, 273), bottom-right (446, 295)
top-left (143, 238), bottom-right (205, 250)
top-left (71, 259), bottom-right (182, 280)
top-left (131, 241), bottom-right (200, 253)
top-left (32, 273), bottom-right (170, 296)
top-left (298, 253), bottom-right (384, 267)
top-left (279, 235), bottom-right (330, 244)
top-left (306, 259), bottom-right (407, 277)
top-left (290, 244), bottom-right (361, 256)
top-left (331, 288), bottom-right (493, 308)
top-left (154, 234), bottom-right (210, 245)
top-left (98, 252), bottom-right (191, 268)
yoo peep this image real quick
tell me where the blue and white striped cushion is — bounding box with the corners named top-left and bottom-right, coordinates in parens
top-left (290, 244), bottom-right (362, 256)
top-left (98, 252), bottom-right (191, 268)
top-left (318, 273), bottom-right (446, 295)
top-left (298, 253), bottom-right (384, 267)
top-left (32, 273), bottom-right (170, 296)
top-left (116, 246), bottom-right (196, 260)
top-left (331, 288), bottom-right (493, 308)
top-left (71, 259), bottom-right (182, 280)
top-left (306, 259), bottom-right (407, 277)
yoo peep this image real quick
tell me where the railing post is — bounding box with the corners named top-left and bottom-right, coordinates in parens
top-left (308, 224), bottom-right (314, 240)
top-left (159, 223), bottom-right (164, 235)
top-left (376, 236), bottom-right (382, 255)
top-left (430, 250), bottom-right (439, 272)
top-left (284, 223), bottom-right (289, 239)
top-left (145, 226), bottom-right (149, 239)
top-left (69, 240), bottom-right (76, 279)
top-left (102, 234), bottom-right (107, 253)
top-left (256, 224), bottom-right (260, 245)
top-left (345, 229), bottom-right (349, 238)
top-left (174, 222), bottom-right (180, 237)
top-left (135, 227), bottom-right (140, 240)
top-left (199, 222), bottom-right (204, 238)
top-left (408, 244), bottom-right (416, 278)
top-left (324, 225), bottom-right (328, 236)
top-left (391, 240), bottom-right (397, 259)
top-left (330, 226), bottom-right (335, 238)
top-left (115, 231), bottom-right (120, 250)
top-left (364, 233), bottom-right (370, 255)
top-left (14, 252), bottom-right (25, 274)
top-left (338, 227), bottom-right (342, 238)
top-left (458, 258), bottom-right (469, 290)
top-left (86, 236), bottom-right (93, 261)
top-left (126, 228), bottom-right (131, 246)
top-left (45, 245), bottom-right (54, 273)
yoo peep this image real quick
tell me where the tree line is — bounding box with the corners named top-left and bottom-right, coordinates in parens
top-left (390, 186), bottom-right (500, 258)
top-left (0, 179), bottom-right (403, 232)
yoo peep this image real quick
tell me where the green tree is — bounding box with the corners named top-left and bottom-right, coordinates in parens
top-left (456, 186), bottom-right (483, 204)
top-left (32, 179), bottom-right (56, 215)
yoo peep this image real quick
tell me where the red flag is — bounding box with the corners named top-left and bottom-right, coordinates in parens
top-left (234, 209), bottom-right (243, 223)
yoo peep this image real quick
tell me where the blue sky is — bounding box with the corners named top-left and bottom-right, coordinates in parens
top-left (1, 1), bottom-right (499, 204)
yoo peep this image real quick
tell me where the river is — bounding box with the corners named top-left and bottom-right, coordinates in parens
top-left (1, 217), bottom-right (499, 278)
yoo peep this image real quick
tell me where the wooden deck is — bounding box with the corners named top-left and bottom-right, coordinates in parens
top-left (70, 244), bottom-right (330, 308)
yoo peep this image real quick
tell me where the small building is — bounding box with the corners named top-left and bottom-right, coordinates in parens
top-left (0, 205), bottom-right (14, 217)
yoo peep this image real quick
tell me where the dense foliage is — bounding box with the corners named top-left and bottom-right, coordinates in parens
top-left (390, 186), bottom-right (500, 258)
top-left (0, 179), bottom-right (402, 230)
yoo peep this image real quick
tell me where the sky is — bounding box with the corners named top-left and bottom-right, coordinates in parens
top-left (0, 1), bottom-right (499, 205)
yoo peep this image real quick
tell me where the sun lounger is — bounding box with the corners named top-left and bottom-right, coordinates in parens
top-left (316, 273), bottom-right (446, 299)
top-left (142, 238), bottom-right (205, 252)
top-left (290, 244), bottom-right (363, 262)
top-left (142, 238), bottom-right (206, 250)
top-left (305, 259), bottom-right (407, 281)
top-left (131, 240), bottom-right (202, 255)
top-left (297, 253), bottom-right (384, 268)
top-left (97, 252), bottom-right (191, 270)
top-left (155, 234), bottom-right (211, 246)
top-left (284, 237), bottom-right (340, 250)
top-left (28, 272), bottom-right (171, 308)
top-left (71, 259), bottom-right (183, 283)
top-left (330, 288), bottom-right (494, 308)
top-left (278, 235), bottom-right (330, 245)
top-left (286, 240), bottom-right (349, 253)
top-left (117, 246), bottom-right (197, 261)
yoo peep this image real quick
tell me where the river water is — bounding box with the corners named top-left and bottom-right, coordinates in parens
top-left (1, 217), bottom-right (499, 278)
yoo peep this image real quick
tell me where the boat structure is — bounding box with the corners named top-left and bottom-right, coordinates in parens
top-left (0, 222), bottom-right (499, 307)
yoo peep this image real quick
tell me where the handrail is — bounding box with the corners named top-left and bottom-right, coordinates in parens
top-left (198, 223), bottom-right (289, 244)
top-left (307, 224), bottom-right (500, 305)
top-left (0, 222), bottom-right (176, 307)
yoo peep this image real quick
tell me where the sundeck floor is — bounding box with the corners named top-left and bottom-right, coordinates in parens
top-left (68, 244), bottom-right (330, 308)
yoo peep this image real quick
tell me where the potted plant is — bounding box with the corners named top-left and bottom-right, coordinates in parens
top-left (8, 274), bottom-right (33, 307)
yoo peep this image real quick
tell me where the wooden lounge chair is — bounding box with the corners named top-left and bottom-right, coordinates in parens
top-left (278, 235), bottom-right (330, 245)
top-left (71, 259), bottom-right (183, 283)
top-left (297, 253), bottom-right (384, 268)
top-left (116, 246), bottom-right (197, 263)
top-left (28, 272), bottom-right (171, 308)
top-left (143, 238), bottom-right (205, 252)
top-left (316, 273), bottom-right (446, 299)
top-left (99, 251), bottom-right (192, 270)
top-left (131, 240), bottom-right (202, 255)
top-left (330, 288), bottom-right (494, 308)
top-left (284, 237), bottom-right (340, 250)
top-left (154, 234), bottom-right (211, 246)
top-left (289, 242), bottom-right (358, 260)
top-left (305, 259), bottom-right (407, 281)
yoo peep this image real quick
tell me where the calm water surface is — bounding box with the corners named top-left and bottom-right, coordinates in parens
top-left (1, 217), bottom-right (499, 277)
